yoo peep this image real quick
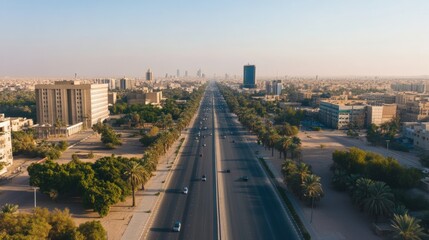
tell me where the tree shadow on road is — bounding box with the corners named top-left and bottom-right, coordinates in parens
top-left (150, 227), bottom-right (172, 233)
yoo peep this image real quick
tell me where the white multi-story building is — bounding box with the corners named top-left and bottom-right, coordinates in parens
top-left (402, 122), bottom-right (429, 151)
top-left (35, 80), bottom-right (109, 128)
top-left (0, 114), bottom-right (13, 174)
top-left (319, 100), bottom-right (367, 129)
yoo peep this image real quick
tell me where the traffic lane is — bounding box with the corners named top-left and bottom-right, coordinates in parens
top-left (225, 141), bottom-right (297, 239)
top-left (147, 127), bottom-right (200, 240)
top-left (217, 105), bottom-right (300, 239)
top-left (180, 103), bottom-right (216, 240)
top-left (147, 105), bottom-right (208, 239)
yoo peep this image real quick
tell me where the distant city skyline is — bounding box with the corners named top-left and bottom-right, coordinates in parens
top-left (1, 1), bottom-right (428, 77)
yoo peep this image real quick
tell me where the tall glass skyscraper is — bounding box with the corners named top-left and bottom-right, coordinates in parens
top-left (243, 65), bottom-right (256, 88)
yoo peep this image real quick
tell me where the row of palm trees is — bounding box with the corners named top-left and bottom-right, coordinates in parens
top-left (281, 160), bottom-right (324, 223)
top-left (122, 86), bottom-right (206, 207)
top-left (219, 85), bottom-right (303, 161)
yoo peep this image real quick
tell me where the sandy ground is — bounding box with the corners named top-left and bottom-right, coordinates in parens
top-left (0, 129), bottom-right (149, 240)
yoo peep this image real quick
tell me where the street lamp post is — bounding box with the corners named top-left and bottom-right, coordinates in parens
top-left (33, 187), bottom-right (39, 208)
top-left (386, 139), bottom-right (390, 151)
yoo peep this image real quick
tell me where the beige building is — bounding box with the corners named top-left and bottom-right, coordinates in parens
top-left (35, 81), bottom-right (108, 128)
top-left (9, 117), bottom-right (33, 131)
top-left (145, 91), bottom-right (162, 105)
top-left (127, 91), bottom-right (162, 105)
top-left (358, 93), bottom-right (396, 104)
top-left (366, 104), bottom-right (397, 126)
top-left (108, 92), bottom-right (117, 105)
top-left (0, 114), bottom-right (13, 174)
top-left (401, 101), bottom-right (429, 122)
top-left (127, 91), bottom-right (146, 105)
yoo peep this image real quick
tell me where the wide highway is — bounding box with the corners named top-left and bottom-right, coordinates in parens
top-left (147, 81), bottom-right (301, 240)
top-left (147, 85), bottom-right (218, 240)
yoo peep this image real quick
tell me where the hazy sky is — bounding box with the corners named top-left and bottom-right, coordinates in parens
top-left (1, 1), bottom-right (428, 78)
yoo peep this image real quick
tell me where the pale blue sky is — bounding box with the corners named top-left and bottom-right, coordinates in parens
top-left (1, 1), bottom-right (428, 77)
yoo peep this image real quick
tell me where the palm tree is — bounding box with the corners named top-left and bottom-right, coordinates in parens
top-left (268, 132), bottom-right (280, 157)
top-left (279, 137), bottom-right (292, 160)
top-left (296, 163), bottom-right (311, 183)
top-left (391, 214), bottom-right (427, 240)
top-left (1, 203), bottom-right (19, 214)
top-left (351, 178), bottom-right (374, 210)
top-left (124, 161), bottom-right (146, 207)
top-left (301, 174), bottom-right (324, 223)
top-left (363, 181), bottom-right (394, 222)
top-left (281, 160), bottom-right (297, 183)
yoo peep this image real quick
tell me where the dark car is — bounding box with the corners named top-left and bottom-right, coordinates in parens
top-left (226, 169), bottom-right (230, 173)
top-left (241, 176), bottom-right (248, 181)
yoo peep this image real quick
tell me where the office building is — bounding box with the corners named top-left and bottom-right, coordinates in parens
top-left (197, 69), bottom-right (202, 78)
top-left (402, 122), bottom-right (429, 151)
top-left (0, 114), bottom-right (13, 174)
top-left (145, 91), bottom-right (162, 105)
top-left (265, 80), bottom-right (282, 95)
top-left (265, 81), bottom-right (272, 94)
top-left (35, 80), bottom-right (109, 128)
top-left (391, 83), bottom-right (426, 93)
top-left (401, 101), bottom-right (429, 122)
top-left (177, 69), bottom-right (180, 77)
top-left (108, 92), bottom-right (117, 105)
top-left (120, 78), bottom-right (135, 90)
top-left (94, 79), bottom-right (116, 90)
top-left (243, 65), bottom-right (256, 88)
top-left (127, 91), bottom-right (162, 106)
top-left (319, 100), bottom-right (367, 129)
top-left (9, 117), bottom-right (33, 131)
top-left (146, 69), bottom-right (153, 81)
top-left (272, 80), bottom-right (282, 95)
top-left (366, 104), bottom-right (397, 126)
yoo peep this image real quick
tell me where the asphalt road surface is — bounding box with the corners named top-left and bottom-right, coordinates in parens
top-left (147, 82), bottom-right (301, 240)
top-left (147, 86), bottom-right (218, 240)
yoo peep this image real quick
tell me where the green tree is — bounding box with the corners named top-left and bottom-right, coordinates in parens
top-left (78, 221), bottom-right (107, 240)
top-left (47, 208), bottom-right (78, 240)
top-left (363, 181), bottom-right (394, 221)
top-left (301, 174), bottom-right (324, 223)
top-left (124, 161), bottom-right (146, 207)
top-left (351, 178), bottom-right (374, 210)
top-left (391, 214), bottom-right (427, 240)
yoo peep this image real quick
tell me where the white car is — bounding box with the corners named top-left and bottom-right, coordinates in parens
top-left (422, 168), bottom-right (429, 174)
top-left (202, 175), bottom-right (207, 181)
top-left (173, 221), bottom-right (181, 232)
top-left (203, 143), bottom-right (207, 147)
top-left (183, 187), bottom-right (188, 194)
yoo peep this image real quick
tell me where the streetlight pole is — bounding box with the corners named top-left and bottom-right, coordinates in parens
top-left (33, 187), bottom-right (39, 208)
top-left (386, 139), bottom-right (390, 151)
top-left (310, 197), bottom-right (314, 223)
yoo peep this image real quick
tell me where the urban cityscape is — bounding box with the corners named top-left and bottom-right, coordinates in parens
top-left (0, 1), bottom-right (429, 240)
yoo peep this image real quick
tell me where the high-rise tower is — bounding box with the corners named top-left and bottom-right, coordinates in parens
top-left (243, 65), bottom-right (256, 88)
top-left (146, 69), bottom-right (153, 81)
